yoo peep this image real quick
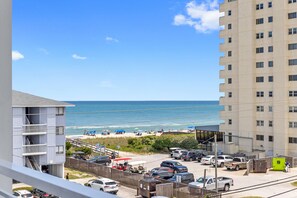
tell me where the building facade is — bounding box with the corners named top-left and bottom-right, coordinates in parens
top-left (12, 90), bottom-right (73, 177)
top-left (219, 0), bottom-right (297, 156)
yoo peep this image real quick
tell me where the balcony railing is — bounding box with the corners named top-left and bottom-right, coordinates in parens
top-left (22, 144), bottom-right (47, 156)
top-left (0, 159), bottom-right (115, 198)
top-left (23, 124), bottom-right (47, 135)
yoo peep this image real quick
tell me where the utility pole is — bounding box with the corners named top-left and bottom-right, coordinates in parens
top-left (214, 133), bottom-right (218, 193)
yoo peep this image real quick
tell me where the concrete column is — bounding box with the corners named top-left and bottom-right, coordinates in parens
top-left (0, 0), bottom-right (12, 194)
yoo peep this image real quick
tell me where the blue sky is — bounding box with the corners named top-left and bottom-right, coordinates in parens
top-left (12, 0), bottom-right (222, 101)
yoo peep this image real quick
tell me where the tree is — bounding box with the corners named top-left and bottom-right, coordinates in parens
top-left (180, 137), bottom-right (198, 150)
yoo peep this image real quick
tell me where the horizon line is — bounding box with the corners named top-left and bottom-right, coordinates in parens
top-left (63, 100), bottom-right (220, 102)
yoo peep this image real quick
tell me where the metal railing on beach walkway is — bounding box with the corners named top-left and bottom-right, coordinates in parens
top-left (67, 138), bottom-right (119, 158)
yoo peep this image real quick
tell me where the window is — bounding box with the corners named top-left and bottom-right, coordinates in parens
top-left (289, 43), bottom-right (297, 50)
top-left (56, 126), bottom-right (65, 135)
top-left (269, 91), bottom-right (273, 97)
top-left (268, 2), bottom-right (272, 8)
top-left (289, 90), bottom-right (297, 97)
top-left (269, 121), bottom-right (273, 127)
top-left (228, 119), bottom-right (232, 125)
top-left (268, 31), bottom-right (273, 38)
top-left (288, 12), bottom-right (297, 19)
top-left (228, 24), bottom-right (232, 29)
top-left (256, 106), bottom-right (264, 112)
top-left (289, 121), bottom-right (297, 128)
top-left (228, 51), bottom-right (232, 57)
top-left (256, 76), bottom-right (264, 82)
top-left (289, 137), bottom-right (297, 144)
top-left (256, 120), bottom-right (264, 126)
top-left (289, 106), bottom-right (297, 112)
top-left (256, 3), bottom-right (264, 10)
top-left (289, 0), bottom-right (297, 3)
top-left (288, 28), bottom-right (297, 35)
top-left (228, 105), bottom-right (232, 111)
top-left (256, 62), bottom-right (264, 68)
top-left (289, 75), bottom-right (297, 81)
top-left (268, 76), bottom-right (273, 82)
top-left (268, 16), bottom-right (273, 23)
top-left (228, 133), bottom-right (232, 142)
top-left (269, 106), bottom-right (273, 112)
top-left (268, 61), bottom-right (273, 67)
top-left (228, 92), bottom-right (232, 98)
top-left (268, 46), bottom-right (273, 52)
top-left (228, 37), bottom-right (232, 43)
top-left (56, 107), bottom-right (64, 116)
top-left (289, 59), bottom-right (297, 66)
top-left (228, 78), bottom-right (232, 84)
top-left (56, 145), bottom-right (64, 154)
top-left (256, 47), bottom-right (264, 53)
top-left (256, 33), bottom-right (264, 39)
top-left (228, 10), bottom-right (232, 16)
top-left (228, 64), bottom-right (232, 70)
top-left (256, 91), bottom-right (264, 97)
top-left (256, 18), bottom-right (264, 24)
top-left (269, 136), bottom-right (273, 142)
top-left (256, 135), bottom-right (264, 141)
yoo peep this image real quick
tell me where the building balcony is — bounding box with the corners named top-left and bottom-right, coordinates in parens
top-left (219, 70), bottom-right (226, 79)
top-left (219, 56), bottom-right (226, 65)
top-left (219, 29), bottom-right (226, 38)
top-left (219, 43), bottom-right (226, 52)
top-left (23, 144), bottom-right (47, 156)
top-left (219, 16), bottom-right (225, 27)
top-left (219, 83), bottom-right (225, 92)
top-left (219, 96), bottom-right (226, 105)
top-left (219, 3), bottom-right (226, 13)
top-left (220, 110), bottom-right (227, 118)
top-left (23, 124), bottom-right (47, 135)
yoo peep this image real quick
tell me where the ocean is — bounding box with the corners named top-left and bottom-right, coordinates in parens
top-left (65, 101), bottom-right (223, 135)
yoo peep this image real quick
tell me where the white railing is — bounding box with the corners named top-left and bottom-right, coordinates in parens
top-left (23, 144), bottom-right (47, 155)
top-left (0, 159), bottom-right (115, 198)
top-left (23, 124), bottom-right (47, 135)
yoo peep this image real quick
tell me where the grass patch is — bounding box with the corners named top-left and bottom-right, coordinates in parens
top-left (65, 167), bottom-right (93, 179)
top-left (291, 181), bottom-right (297, 187)
top-left (81, 133), bottom-right (197, 154)
top-left (13, 186), bottom-right (33, 192)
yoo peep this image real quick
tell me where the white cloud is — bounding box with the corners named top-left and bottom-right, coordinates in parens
top-left (12, 51), bottom-right (24, 61)
top-left (105, 36), bottom-right (119, 43)
top-left (173, 0), bottom-right (223, 33)
top-left (99, 81), bottom-right (113, 88)
top-left (72, 54), bottom-right (87, 60)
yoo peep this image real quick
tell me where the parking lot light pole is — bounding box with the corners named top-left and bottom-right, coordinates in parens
top-left (215, 133), bottom-right (218, 193)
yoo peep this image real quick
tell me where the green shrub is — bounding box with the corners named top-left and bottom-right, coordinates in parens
top-left (180, 137), bottom-right (198, 150)
top-left (66, 142), bottom-right (72, 150)
top-left (75, 146), bottom-right (92, 155)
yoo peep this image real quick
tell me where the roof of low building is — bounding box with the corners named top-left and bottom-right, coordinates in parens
top-left (12, 90), bottom-right (74, 107)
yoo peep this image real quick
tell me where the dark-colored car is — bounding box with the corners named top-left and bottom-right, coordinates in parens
top-left (151, 171), bottom-right (174, 179)
top-left (167, 172), bottom-right (195, 184)
top-left (196, 153), bottom-right (206, 162)
top-left (150, 167), bottom-right (174, 173)
top-left (32, 188), bottom-right (58, 198)
top-left (88, 156), bottom-right (111, 165)
top-left (160, 161), bottom-right (188, 173)
top-left (181, 151), bottom-right (199, 161)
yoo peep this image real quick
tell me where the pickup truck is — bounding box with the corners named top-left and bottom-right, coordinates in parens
top-left (225, 157), bottom-right (247, 171)
top-left (188, 176), bottom-right (234, 192)
top-left (211, 155), bottom-right (233, 167)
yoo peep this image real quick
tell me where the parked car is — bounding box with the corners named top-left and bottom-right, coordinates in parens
top-left (211, 155), bottom-right (234, 167)
top-left (160, 160), bottom-right (188, 173)
top-left (151, 171), bottom-right (174, 179)
top-left (32, 188), bottom-right (58, 198)
top-left (172, 150), bottom-right (188, 159)
top-left (150, 167), bottom-right (174, 174)
top-left (188, 176), bottom-right (234, 192)
top-left (167, 172), bottom-right (195, 184)
top-left (181, 151), bottom-right (199, 161)
top-left (196, 153), bottom-right (206, 162)
top-left (85, 178), bottom-right (119, 194)
top-left (88, 156), bottom-right (111, 165)
top-left (225, 157), bottom-right (248, 171)
top-left (169, 147), bottom-right (181, 157)
top-left (13, 190), bottom-right (33, 198)
top-left (201, 155), bottom-right (215, 165)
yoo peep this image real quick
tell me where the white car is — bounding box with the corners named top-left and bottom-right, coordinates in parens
top-left (86, 178), bottom-right (119, 194)
top-left (172, 150), bottom-right (187, 159)
top-left (13, 190), bottom-right (33, 198)
top-left (211, 155), bottom-right (233, 167)
top-left (201, 155), bottom-right (215, 165)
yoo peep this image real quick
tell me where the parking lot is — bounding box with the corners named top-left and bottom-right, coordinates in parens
top-left (126, 153), bottom-right (297, 198)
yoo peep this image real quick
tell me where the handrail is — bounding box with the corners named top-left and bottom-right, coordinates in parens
top-left (0, 159), bottom-right (115, 198)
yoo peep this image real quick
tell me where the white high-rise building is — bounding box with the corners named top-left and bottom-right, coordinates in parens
top-left (219, 0), bottom-right (297, 156)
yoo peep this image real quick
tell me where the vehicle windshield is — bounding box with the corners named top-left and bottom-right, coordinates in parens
top-left (174, 151), bottom-right (179, 153)
top-left (105, 182), bottom-right (117, 185)
top-left (218, 156), bottom-right (224, 159)
top-left (181, 151), bottom-right (188, 154)
top-left (22, 194), bottom-right (32, 197)
top-left (234, 158), bottom-right (241, 162)
top-left (173, 162), bottom-right (182, 166)
top-left (196, 177), bottom-right (206, 183)
top-left (205, 155), bottom-right (212, 158)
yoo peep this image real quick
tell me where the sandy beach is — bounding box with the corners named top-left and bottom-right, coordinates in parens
top-left (66, 132), bottom-right (161, 140)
